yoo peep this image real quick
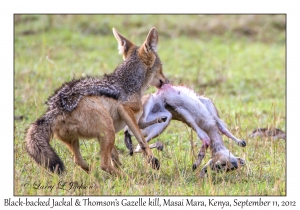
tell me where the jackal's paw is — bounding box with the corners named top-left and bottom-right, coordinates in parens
top-left (238, 140), bottom-right (247, 147)
top-left (156, 141), bottom-right (164, 151)
top-left (158, 116), bottom-right (168, 123)
top-left (81, 165), bottom-right (90, 174)
top-left (148, 157), bottom-right (160, 170)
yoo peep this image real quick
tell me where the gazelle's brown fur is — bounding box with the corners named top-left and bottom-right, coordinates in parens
top-left (25, 28), bottom-right (169, 175)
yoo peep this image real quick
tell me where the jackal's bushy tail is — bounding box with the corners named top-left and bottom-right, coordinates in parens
top-left (25, 111), bottom-right (64, 174)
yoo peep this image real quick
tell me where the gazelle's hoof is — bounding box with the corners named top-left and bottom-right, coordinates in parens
top-left (238, 140), bottom-right (246, 147)
top-left (156, 141), bottom-right (164, 151)
top-left (192, 163), bottom-right (197, 171)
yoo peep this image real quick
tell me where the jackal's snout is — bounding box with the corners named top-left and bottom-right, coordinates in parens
top-left (158, 77), bottom-right (170, 88)
top-left (149, 63), bottom-right (169, 89)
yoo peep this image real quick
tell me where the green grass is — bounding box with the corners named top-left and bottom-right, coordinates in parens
top-left (14, 14), bottom-right (286, 195)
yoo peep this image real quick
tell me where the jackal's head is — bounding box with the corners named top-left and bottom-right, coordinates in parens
top-left (112, 27), bottom-right (169, 89)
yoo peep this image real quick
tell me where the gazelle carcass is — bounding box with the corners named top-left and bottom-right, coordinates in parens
top-left (124, 84), bottom-right (246, 177)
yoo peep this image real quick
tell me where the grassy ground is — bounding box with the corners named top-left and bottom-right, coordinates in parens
top-left (14, 14), bottom-right (286, 195)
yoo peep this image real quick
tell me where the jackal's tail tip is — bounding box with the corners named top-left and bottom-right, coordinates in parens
top-left (25, 144), bottom-right (65, 174)
top-left (25, 116), bottom-right (65, 175)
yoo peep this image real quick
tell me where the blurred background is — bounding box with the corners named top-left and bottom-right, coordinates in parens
top-left (14, 14), bottom-right (285, 42)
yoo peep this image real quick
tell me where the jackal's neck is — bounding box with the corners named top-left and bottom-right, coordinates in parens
top-left (111, 50), bottom-right (146, 99)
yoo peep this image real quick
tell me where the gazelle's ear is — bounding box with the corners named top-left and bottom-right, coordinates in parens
top-left (112, 28), bottom-right (134, 59)
top-left (236, 157), bottom-right (246, 166)
top-left (142, 27), bottom-right (159, 53)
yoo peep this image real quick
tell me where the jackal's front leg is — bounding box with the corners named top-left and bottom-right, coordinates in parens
top-left (117, 104), bottom-right (160, 170)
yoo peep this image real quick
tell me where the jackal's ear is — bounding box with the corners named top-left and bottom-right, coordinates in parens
top-left (142, 27), bottom-right (158, 53)
top-left (112, 28), bottom-right (134, 58)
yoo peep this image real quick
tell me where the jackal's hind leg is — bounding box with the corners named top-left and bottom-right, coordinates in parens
top-left (111, 146), bottom-right (122, 168)
top-left (91, 103), bottom-right (121, 176)
top-left (98, 130), bottom-right (121, 176)
top-left (60, 138), bottom-right (90, 173)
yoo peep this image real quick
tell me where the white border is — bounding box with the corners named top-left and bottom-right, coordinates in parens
top-left (2, 0), bottom-right (299, 209)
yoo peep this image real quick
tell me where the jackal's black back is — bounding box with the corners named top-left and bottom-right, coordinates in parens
top-left (46, 75), bottom-right (121, 112)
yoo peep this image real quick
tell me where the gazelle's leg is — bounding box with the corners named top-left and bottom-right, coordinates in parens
top-left (124, 129), bottom-right (134, 155)
top-left (175, 108), bottom-right (210, 168)
top-left (216, 121), bottom-right (246, 147)
top-left (135, 112), bottom-right (172, 153)
top-left (177, 108), bottom-right (210, 146)
top-left (138, 116), bottom-right (168, 129)
top-left (199, 96), bottom-right (246, 147)
top-left (133, 141), bottom-right (164, 153)
top-left (192, 144), bottom-right (208, 170)
top-left (199, 159), bottom-right (213, 178)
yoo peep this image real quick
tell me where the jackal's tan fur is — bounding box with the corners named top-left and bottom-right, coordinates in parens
top-left (25, 27), bottom-right (169, 175)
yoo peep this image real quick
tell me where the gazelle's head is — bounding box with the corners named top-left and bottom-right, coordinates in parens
top-left (200, 150), bottom-right (245, 178)
top-left (210, 150), bottom-right (245, 173)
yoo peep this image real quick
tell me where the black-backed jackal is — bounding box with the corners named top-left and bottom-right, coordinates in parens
top-left (25, 28), bottom-right (169, 175)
